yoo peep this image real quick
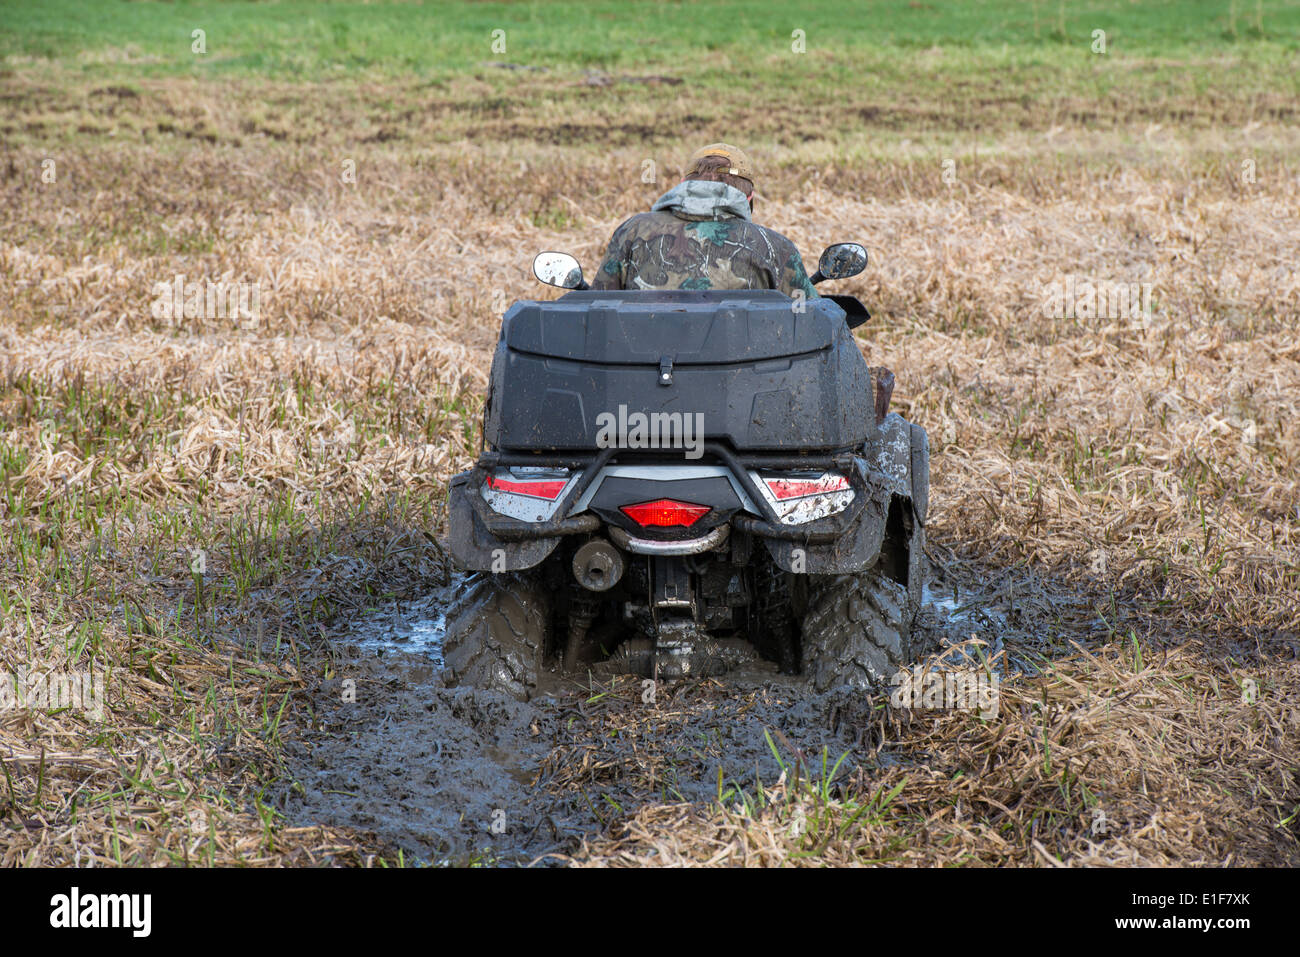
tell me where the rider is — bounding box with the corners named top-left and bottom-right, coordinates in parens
top-left (589, 143), bottom-right (818, 300)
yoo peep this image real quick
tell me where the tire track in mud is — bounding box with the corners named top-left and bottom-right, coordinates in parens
top-left (282, 650), bottom-right (879, 864)
top-left (280, 568), bottom-right (1053, 865)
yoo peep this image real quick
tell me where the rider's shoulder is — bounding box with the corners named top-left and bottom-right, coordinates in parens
top-left (614, 209), bottom-right (677, 236)
top-left (747, 220), bottom-right (800, 252)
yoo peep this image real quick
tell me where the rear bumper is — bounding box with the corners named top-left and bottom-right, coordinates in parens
top-left (609, 524), bottom-right (729, 555)
top-left (446, 419), bottom-right (926, 574)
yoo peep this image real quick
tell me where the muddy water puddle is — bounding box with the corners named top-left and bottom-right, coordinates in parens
top-left (921, 581), bottom-right (1007, 670)
top-left (336, 577), bottom-right (467, 661)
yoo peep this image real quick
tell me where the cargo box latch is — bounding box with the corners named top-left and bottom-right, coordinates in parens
top-left (658, 355), bottom-right (674, 386)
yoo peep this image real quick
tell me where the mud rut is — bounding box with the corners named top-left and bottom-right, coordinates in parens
top-left (280, 564), bottom-right (1053, 865)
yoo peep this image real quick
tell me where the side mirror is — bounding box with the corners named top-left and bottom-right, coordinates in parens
top-left (533, 251), bottom-right (587, 290)
top-left (812, 242), bottom-right (867, 284)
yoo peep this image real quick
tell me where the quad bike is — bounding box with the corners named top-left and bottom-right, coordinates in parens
top-left (442, 242), bottom-right (930, 700)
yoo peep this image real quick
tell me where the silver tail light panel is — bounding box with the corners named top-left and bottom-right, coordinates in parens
top-left (749, 470), bottom-right (855, 525)
top-left (481, 467), bottom-right (581, 522)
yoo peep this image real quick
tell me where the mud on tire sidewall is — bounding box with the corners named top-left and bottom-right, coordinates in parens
top-left (800, 568), bottom-right (918, 693)
top-left (441, 573), bottom-right (552, 701)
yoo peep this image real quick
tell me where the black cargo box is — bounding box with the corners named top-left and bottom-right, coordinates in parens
top-left (482, 290), bottom-right (874, 453)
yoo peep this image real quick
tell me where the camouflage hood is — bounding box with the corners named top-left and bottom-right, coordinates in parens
top-left (651, 180), bottom-right (752, 222)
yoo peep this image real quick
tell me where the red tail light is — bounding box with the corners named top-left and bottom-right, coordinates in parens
top-left (485, 475), bottom-right (567, 500)
top-left (620, 499), bottom-right (711, 528)
top-left (763, 475), bottom-right (850, 500)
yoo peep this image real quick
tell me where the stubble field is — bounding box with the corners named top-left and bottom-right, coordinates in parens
top-left (1, 0), bottom-right (1297, 866)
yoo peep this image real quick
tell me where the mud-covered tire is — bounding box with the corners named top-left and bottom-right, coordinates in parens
top-left (800, 569), bottom-right (918, 693)
top-left (442, 573), bottom-right (551, 701)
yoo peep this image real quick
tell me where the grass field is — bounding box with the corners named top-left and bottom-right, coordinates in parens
top-left (1, 0), bottom-right (1297, 866)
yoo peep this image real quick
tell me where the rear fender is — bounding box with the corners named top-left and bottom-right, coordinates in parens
top-left (761, 493), bottom-right (888, 574)
top-left (447, 472), bottom-right (561, 571)
top-left (866, 413), bottom-right (913, 500)
top-left (870, 412), bottom-right (929, 525)
top-left (910, 421), bottom-right (930, 526)
top-left (761, 413), bottom-right (928, 574)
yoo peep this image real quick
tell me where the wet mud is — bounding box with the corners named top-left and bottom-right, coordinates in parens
top-left (281, 564), bottom-right (1058, 865)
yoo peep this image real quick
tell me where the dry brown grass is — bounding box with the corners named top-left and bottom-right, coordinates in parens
top-left (1, 106), bottom-right (1297, 864)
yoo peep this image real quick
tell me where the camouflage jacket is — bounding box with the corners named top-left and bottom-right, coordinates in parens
top-left (590, 180), bottom-right (818, 300)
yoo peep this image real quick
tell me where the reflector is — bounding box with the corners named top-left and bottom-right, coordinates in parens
top-left (763, 475), bottom-right (849, 500)
top-left (485, 475), bottom-right (567, 500)
top-left (619, 499), bottom-right (711, 528)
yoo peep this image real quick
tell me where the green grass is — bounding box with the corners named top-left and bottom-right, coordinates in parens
top-left (3, 0), bottom-right (1297, 81)
top-left (3, 0), bottom-right (1295, 158)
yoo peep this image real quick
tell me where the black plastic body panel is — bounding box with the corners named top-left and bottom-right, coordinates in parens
top-left (484, 290), bottom-right (875, 453)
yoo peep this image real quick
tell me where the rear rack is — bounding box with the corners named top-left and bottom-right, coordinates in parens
top-left (479, 442), bottom-right (859, 472)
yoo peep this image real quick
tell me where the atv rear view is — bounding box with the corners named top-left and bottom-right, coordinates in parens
top-left (443, 244), bottom-right (930, 699)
